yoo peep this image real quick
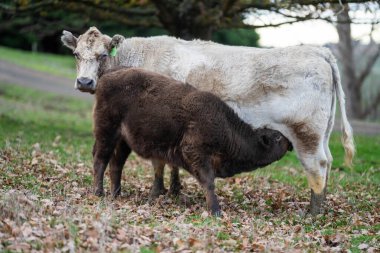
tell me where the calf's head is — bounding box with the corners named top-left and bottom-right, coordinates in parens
top-left (255, 128), bottom-right (292, 167)
top-left (61, 27), bottom-right (124, 93)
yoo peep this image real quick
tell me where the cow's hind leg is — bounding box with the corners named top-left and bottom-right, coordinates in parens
top-left (283, 118), bottom-right (329, 215)
top-left (299, 146), bottom-right (329, 215)
top-left (109, 140), bottom-right (131, 198)
top-left (149, 159), bottom-right (167, 202)
top-left (311, 110), bottom-right (335, 214)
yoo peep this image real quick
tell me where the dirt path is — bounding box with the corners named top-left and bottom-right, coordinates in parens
top-left (0, 59), bottom-right (379, 135)
top-left (0, 60), bottom-right (92, 100)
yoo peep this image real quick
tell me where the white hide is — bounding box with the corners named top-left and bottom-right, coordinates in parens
top-left (99, 35), bottom-right (355, 194)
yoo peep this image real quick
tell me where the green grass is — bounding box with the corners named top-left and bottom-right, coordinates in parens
top-left (0, 46), bottom-right (76, 78)
top-left (0, 82), bottom-right (379, 252)
top-left (0, 83), bottom-right (92, 150)
top-left (0, 80), bottom-right (379, 196)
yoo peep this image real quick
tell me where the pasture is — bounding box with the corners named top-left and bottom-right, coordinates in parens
top-left (0, 83), bottom-right (379, 252)
top-left (0, 47), bottom-right (379, 252)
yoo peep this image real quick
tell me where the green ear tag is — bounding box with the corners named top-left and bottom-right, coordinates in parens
top-left (110, 47), bottom-right (117, 57)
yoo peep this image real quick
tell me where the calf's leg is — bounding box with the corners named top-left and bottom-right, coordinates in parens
top-left (149, 159), bottom-right (167, 201)
top-left (168, 166), bottom-right (181, 196)
top-left (193, 163), bottom-right (220, 216)
top-left (92, 123), bottom-right (119, 196)
top-left (93, 141), bottom-right (117, 196)
top-left (149, 161), bottom-right (182, 201)
top-left (109, 140), bottom-right (131, 198)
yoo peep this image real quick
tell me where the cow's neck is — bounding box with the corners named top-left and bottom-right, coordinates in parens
top-left (118, 38), bottom-right (157, 69)
top-left (115, 38), bottom-right (168, 74)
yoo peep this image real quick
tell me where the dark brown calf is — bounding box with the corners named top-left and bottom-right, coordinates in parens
top-left (92, 68), bottom-right (291, 215)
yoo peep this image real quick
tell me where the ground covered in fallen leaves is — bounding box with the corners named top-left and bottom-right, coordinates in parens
top-left (0, 83), bottom-right (379, 252)
top-left (1, 145), bottom-right (379, 252)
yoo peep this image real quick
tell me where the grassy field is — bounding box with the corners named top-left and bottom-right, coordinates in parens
top-left (0, 46), bottom-right (76, 79)
top-left (0, 82), bottom-right (379, 252)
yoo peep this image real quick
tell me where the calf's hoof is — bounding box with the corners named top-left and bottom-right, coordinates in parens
top-left (148, 186), bottom-right (167, 203)
top-left (168, 183), bottom-right (182, 196)
top-left (111, 188), bottom-right (121, 199)
top-left (210, 203), bottom-right (221, 217)
top-left (310, 189), bottom-right (326, 215)
top-left (94, 188), bottom-right (105, 197)
top-left (211, 208), bottom-right (221, 217)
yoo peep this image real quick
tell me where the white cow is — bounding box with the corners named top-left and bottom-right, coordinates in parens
top-left (62, 27), bottom-right (355, 214)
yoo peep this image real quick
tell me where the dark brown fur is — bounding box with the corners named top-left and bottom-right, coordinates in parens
top-left (92, 68), bottom-right (291, 215)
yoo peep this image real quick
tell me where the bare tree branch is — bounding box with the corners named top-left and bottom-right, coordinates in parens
top-left (269, 7), bottom-right (380, 25)
top-left (238, 0), bottom-right (376, 11)
top-left (222, 18), bottom-right (303, 29)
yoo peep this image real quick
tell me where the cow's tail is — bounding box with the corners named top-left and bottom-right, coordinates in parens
top-left (326, 50), bottom-right (355, 167)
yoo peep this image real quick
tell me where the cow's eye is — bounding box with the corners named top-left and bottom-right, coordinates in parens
top-left (73, 52), bottom-right (80, 59)
top-left (98, 53), bottom-right (108, 60)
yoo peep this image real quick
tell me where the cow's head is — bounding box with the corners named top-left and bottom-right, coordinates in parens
top-left (61, 27), bottom-right (124, 93)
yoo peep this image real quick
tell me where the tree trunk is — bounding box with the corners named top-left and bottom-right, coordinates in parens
top-left (336, 5), bottom-right (363, 118)
top-left (335, 5), bottom-right (380, 119)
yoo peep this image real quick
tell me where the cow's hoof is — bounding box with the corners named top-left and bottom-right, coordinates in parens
top-left (310, 189), bottom-right (326, 215)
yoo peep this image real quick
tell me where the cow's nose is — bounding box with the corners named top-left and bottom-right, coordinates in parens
top-left (77, 77), bottom-right (94, 87)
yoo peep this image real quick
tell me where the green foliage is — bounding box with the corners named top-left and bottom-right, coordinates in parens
top-left (212, 28), bottom-right (259, 47)
top-left (0, 1), bottom-right (261, 53)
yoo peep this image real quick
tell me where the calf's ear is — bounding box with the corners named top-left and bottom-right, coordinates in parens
top-left (61, 30), bottom-right (77, 51)
top-left (109, 34), bottom-right (125, 50)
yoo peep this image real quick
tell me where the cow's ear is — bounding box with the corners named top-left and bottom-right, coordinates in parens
top-left (109, 34), bottom-right (125, 50)
top-left (61, 30), bottom-right (77, 51)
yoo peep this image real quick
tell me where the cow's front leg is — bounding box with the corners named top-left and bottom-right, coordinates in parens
top-left (149, 159), bottom-right (167, 202)
top-left (109, 140), bottom-right (131, 198)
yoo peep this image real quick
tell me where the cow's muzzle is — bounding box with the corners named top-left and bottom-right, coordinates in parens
top-left (76, 77), bottom-right (95, 93)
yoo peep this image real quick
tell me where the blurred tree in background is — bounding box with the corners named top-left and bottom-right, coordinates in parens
top-left (0, 0), bottom-right (261, 53)
top-left (1, 0), bottom-right (379, 119)
top-left (1, 0), bottom-right (372, 53)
